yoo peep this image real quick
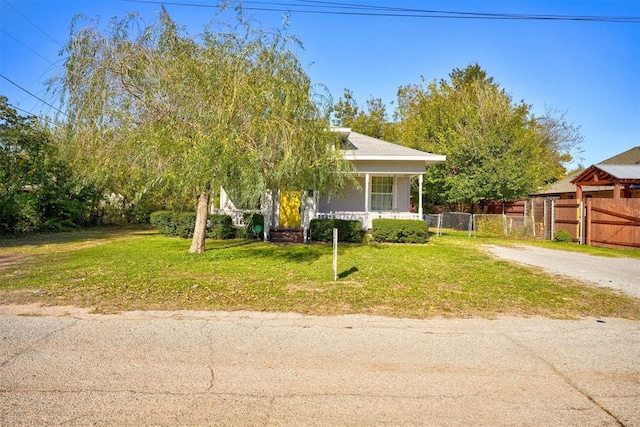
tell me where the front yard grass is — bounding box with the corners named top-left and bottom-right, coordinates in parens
top-left (0, 226), bottom-right (638, 319)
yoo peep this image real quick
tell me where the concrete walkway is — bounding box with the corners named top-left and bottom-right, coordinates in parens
top-left (1, 306), bottom-right (638, 426)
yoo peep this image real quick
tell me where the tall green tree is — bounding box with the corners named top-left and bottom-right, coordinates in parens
top-left (0, 96), bottom-right (45, 233)
top-left (0, 96), bottom-right (99, 234)
top-left (331, 89), bottom-right (396, 140)
top-left (52, 9), bottom-right (349, 252)
top-left (394, 63), bottom-right (582, 209)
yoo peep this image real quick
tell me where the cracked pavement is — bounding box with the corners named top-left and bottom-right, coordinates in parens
top-left (0, 306), bottom-right (638, 426)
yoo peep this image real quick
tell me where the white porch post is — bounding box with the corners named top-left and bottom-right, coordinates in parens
top-left (418, 174), bottom-right (424, 216)
top-left (364, 173), bottom-right (370, 213)
top-left (365, 173), bottom-right (370, 229)
top-left (393, 175), bottom-right (398, 211)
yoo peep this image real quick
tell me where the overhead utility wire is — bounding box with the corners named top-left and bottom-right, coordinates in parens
top-left (9, 104), bottom-right (57, 126)
top-left (0, 73), bottom-right (66, 117)
top-left (0, 29), bottom-right (56, 65)
top-left (2, 0), bottom-right (65, 47)
top-left (122, 0), bottom-right (640, 23)
top-left (294, 0), bottom-right (639, 21)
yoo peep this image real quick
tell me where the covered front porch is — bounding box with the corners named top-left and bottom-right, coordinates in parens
top-left (302, 172), bottom-right (427, 230)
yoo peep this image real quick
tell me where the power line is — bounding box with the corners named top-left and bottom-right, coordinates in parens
top-left (2, 0), bottom-right (65, 47)
top-left (121, 0), bottom-right (640, 23)
top-left (0, 73), bottom-right (66, 117)
top-left (0, 29), bottom-right (56, 65)
top-left (8, 104), bottom-right (57, 126)
top-left (294, 0), bottom-right (640, 22)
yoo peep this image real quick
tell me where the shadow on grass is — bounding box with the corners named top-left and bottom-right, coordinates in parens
top-left (229, 241), bottom-right (368, 263)
top-left (338, 266), bottom-right (359, 279)
top-left (0, 225), bottom-right (154, 249)
top-left (205, 240), bottom-right (261, 251)
top-left (243, 244), bottom-right (326, 263)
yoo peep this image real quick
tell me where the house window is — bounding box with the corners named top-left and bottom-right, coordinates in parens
top-left (371, 176), bottom-right (393, 211)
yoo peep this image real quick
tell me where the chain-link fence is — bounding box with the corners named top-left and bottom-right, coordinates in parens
top-left (424, 214), bottom-right (443, 236)
top-left (427, 199), bottom-right (575, 241)
top-left (472, 214), bottom-right (537, 238)
top-left (440, 212), bottom-right (473, 237)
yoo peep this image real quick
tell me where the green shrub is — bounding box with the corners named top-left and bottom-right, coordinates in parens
top-left (554, 228), bottom-right (573, 243)
top-left (150, 211), bottom-right (235, 239)
top-left (150, 211), bottom-right (175, 235)
top-left (238, 212), bottom-right (264, 239)
top-left (474, 215), bottom-right (505, 237)
top-left (309, 218), bottom-right (365, 243)
top-left (176, 212), bottom-right (197, 238)
top-left (207, 214), bottom-right (235, 239)
top-left (371, 219), bottom-right (428, 243)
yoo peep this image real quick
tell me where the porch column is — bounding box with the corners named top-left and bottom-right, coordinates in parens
top-left (418, 174), bottom-right (423, 216)
top-left (364, 173), bottom-right (370, 213)
top-left (393, 175), bottom-right (398, 210)
top-left (362, 173), bottom-right (371, 229)
top-left (613, 183), bottom-right (621, 200)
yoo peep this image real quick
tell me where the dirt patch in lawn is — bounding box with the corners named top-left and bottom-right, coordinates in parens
top-left (0, 253), bottom-right (30, 273)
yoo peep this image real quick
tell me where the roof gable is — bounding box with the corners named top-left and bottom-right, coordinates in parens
top-left (533, 147), bottom-right (640, 196)
top-left (571, 164), bottom-right (640, 186)
top-left (334, 129), bottom-right (446, 165)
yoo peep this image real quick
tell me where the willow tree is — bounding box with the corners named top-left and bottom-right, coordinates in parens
top-left (51, 9), bottom-right (349, 252)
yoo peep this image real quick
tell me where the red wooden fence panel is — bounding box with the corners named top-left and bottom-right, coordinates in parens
top-left (587, 198), bottom-right (640, 250)
top-left (554, 200), bottom-right (581, 242)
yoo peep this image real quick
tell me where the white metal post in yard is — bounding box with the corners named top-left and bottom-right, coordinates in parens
top-left (333, 228), bottom-right (338, 281)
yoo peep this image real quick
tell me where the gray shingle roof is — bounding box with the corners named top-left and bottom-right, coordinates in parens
top-left (599, 146), bottom-right (640, 165)
top-left (532, 146), bottom-right (640, 196)
top-left (595, 164), bottom-right (640, 180)
top-left (339, 130), bottom-right (446, 164)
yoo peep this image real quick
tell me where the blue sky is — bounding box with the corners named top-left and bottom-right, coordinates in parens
top-left (1, 0), bottom-right (638, 168)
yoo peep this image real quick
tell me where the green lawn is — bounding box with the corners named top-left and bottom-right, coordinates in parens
top-left (1, 226), bottom-right (638, 319)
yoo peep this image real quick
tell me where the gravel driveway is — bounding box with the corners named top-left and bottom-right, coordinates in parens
top-left (484, 245), bottom-right (640, 298)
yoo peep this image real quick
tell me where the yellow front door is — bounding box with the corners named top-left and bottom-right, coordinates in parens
top-left (279, 190), bottom-right (301, 228)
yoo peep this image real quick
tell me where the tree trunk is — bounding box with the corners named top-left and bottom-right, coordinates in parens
top-left (189, 192), bottom-right (210, 254)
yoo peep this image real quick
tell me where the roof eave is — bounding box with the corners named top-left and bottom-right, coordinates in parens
top-left (343, 154), bottom-right (447, 163)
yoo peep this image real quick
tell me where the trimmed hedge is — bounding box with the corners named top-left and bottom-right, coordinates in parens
top-left (150, 211), bottom-right (235, 239)
top-left (309, 218), bottom-right (365, 243)
top-left (371, 219), bottom-right (428, 243)
top-left (207, 214), bottom-right (235, 240)
top-left (176, 212), bottom-right (197, 238)
top-left (149, 211), bottom-right (176, 236)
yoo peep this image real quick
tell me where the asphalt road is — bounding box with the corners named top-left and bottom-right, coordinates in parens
top-left (1, 305), bottom-right (638, 426)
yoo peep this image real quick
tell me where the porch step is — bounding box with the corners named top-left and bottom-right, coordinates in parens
top-left (270, 228), bottom-right (305, 244)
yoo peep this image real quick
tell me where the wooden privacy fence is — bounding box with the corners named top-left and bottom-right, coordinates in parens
top-left (484, 198), bottom-right (640, 250)
top-left (586, 198), bottom-right (640, 250)
top-left (449, 198), bottom-right (639, 249)
top-left (553, 199), bottom-right (582, 242)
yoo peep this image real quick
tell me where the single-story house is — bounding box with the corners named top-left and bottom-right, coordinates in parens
top-left (215, 127), bottom-right (446, 236)
top-left (531, 146), bottom-right (640, 200)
